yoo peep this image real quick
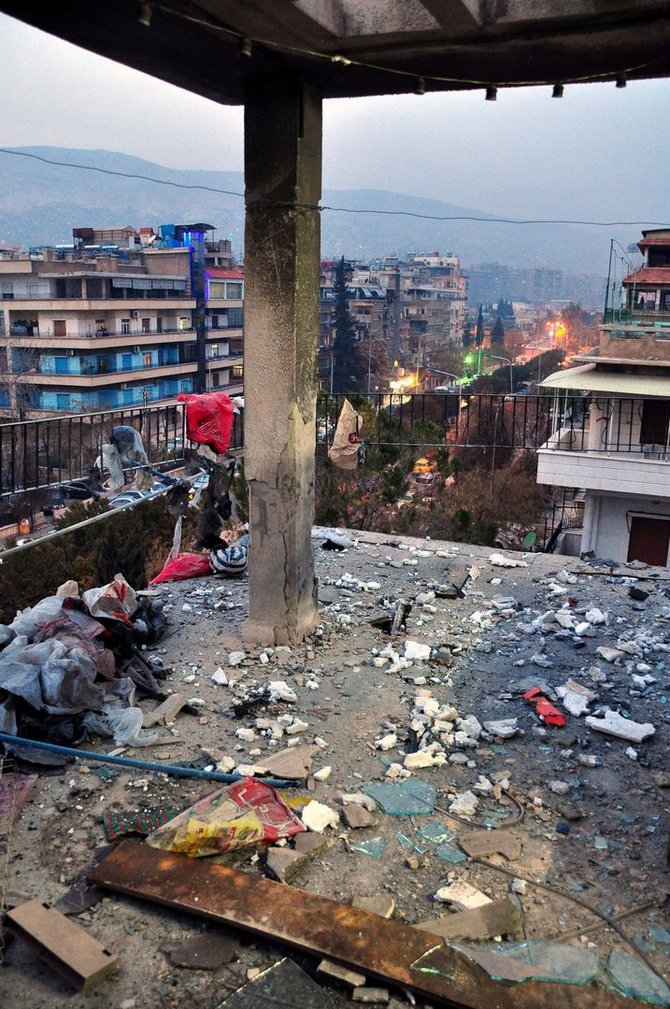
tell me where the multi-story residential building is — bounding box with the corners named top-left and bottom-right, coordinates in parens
top-left (536, 228), bottom-right (670, 566)
top-left (0, 224), bottom-right (244, 416)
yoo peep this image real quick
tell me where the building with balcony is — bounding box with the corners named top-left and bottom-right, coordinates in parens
top-left (0, 227), bottom-right (244, 415)
top-left (536, 229), bottom-right (670, 566)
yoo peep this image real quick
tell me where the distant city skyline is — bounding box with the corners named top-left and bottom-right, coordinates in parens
top-left (2, 12), bottom-right (670, 227)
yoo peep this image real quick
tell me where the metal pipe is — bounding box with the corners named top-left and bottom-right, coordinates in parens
top-left (0, 732), bottom-right (294, 789)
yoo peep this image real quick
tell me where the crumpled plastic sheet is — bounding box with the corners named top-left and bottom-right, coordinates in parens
top-left (82, 574), bottom-right (138, 622)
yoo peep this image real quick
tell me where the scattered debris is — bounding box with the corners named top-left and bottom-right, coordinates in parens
top-left (585, 710), bottom-right (655, 743)
top-left (166, 931), bottom-right (237, 970)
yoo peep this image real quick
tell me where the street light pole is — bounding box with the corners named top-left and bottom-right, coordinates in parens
top-left (488, 353), bottom-right (514, 394)
top-left (490, 397), bottom-right (511, 494)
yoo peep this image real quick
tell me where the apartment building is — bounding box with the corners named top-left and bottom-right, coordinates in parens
top-left (536, 228), bottom-right (670, 565)
top-left (0, 224), bottom-right (243, 416)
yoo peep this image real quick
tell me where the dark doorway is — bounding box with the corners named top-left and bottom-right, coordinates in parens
top-left (627, 516), bottom-right (670, 566)
top-left (640, 400), bottom-right (670, 446)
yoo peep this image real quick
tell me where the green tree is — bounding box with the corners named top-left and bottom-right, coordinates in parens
top-left (491, 315), bottom-right (505, 345)
top-left (331, 257), bottom-right (366, 394)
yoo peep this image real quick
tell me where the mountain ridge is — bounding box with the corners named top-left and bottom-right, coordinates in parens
top-left (0, 145), bottom-right (626, 275)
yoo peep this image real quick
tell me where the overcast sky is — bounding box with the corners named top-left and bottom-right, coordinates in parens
top-left (2, 13), bottom-right (670, 223)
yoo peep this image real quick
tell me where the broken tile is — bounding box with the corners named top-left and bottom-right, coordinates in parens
top-left (352, 987), bottom-right (390, 1003)
top-left (416, 898), bottom-right (524, 942)
top-left (253, 745), bottom-right (317, 781)
top-left (293, 832), bottom-right (332, 856)
top-left (142, 693), bottom-right (186, 727)
top-left (457, 829), bottom-right (521, 861)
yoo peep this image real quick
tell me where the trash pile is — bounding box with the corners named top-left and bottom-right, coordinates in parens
top-left (0, 573), bottom-right (167, 747)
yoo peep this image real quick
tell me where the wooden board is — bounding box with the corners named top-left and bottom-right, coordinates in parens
top-left (88, 840), bottom-right (648, 1009)
top-left (5, 899), bottom-right (118, 990)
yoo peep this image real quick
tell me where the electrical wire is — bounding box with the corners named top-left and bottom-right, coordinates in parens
top-left (154, 0), bottom-right (652, 91)
top-left (1, 148), bottom-right (668, 230)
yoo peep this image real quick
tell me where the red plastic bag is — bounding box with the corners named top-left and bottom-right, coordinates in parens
top-left (178, 391), bottom-right (236, 454)
top-left (150, 553), bottom-right (213, 585)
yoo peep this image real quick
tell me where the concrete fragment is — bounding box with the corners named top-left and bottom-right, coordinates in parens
top-left (301, 801), bottom-right (339, 833)
top-left (253, 744), bottom-right (317, 780)
top-left (556, 679), bottom-right (597, 717)
top-left (596, 646), bottom-right (625, 663)
top-left (353, 895), bottom-right (395, 919)
top-left (404, 640), bottom-right (431, 661)
top-left (211, 668), bottom-right (228, 685)
top-left (482, 718), bottom-right (520, 739)
top-left (458, 830), bottom-right (522, 861)
top-left (353, 988), bottom-right (390, 1003)
top-left (416, 898), bottom-right (524, 941)
top-left (228, 651), bottom-right (245, 666)
top-left (343, 804), bottom-right (376, 829)
top-left (235, 727), bottom-right (255, 742)
top-left (488, 553), bottom-right (527, 568)
top-left (548, 780), bottom-right (570, 795)
top-left (404, 749), bottom-right (446, 769)
top-left (586, 607), bottom-right (607, 625)
top-left (374, 733), bottom-right (397, 751)
top-left (448, 791), bottom-right (479, 817)
top-left (585, 710), bottom-right (655, 743)
top-left (313, 766), bottom-right (332, 781)
top-left (143, 693), bottom-right (186, 727)
top-left (294, 832), bottom-right (332, 856)
top-left (265, 847), bottom-right (309, 883)
top-left (340, 793), bottom-right (377, 812)
top-left (434, 881), bottom-right (492, 910)
top-left (317, 959), bottom-right (367, 987)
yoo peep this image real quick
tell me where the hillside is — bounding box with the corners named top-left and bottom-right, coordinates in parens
top-left (0, 145), bottom-right (628, 274)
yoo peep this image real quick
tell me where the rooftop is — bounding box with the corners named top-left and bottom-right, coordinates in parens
top-left (1, 527), bottom-right (669, 1006)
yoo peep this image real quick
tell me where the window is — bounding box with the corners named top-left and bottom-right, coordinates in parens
top-left (156, 317), bottom-right (163, 333)
top-left (143, 352), bottom-right (152, 368)
top-left (1, 283), bottom-right (13, 299)
top-left (226, 282), bottom-right (243, 300)
top-left (213, 371), bottom-right (221, 387)
top-left (640, 399), bottom-right (670, 446)
top-left (28, 283), bottom-right (42, 298)
top-left (56, 393), bottom-right (70, 409)
top-left (232, 365), bottom-right (243, 380)
top-left (122, 353), bottom-right (133, 369)
top-left (142, 317), bottom-right (151, 333)
top-left (121, 319), bottom-right (130, 334)
top-left (228, 307), bottom-right (243, 327)
top-left (209, 281), bottom-right (225, 299)
top-left (209, 344), bottom-right (219, 359)
top-left (54, 319), bottom-right (66, 337)
top-left (178, 317), bottom-right (189, 331)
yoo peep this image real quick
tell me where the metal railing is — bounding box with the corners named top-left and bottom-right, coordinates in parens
top-left (2, 392), bottom-right (667, 504)
top-left (0, 402), bottom-right (244, 502)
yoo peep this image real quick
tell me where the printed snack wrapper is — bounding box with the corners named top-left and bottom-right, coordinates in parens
top-left (146, 777), bottom-right (306, 857)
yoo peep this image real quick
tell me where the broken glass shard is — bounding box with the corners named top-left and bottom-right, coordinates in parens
top-left (362, 780), bottom-right (436, 816)
top-left (650, 927), bottom-right (670, 945)
top-left (446, 940), bottom-right (599, 985)
top-left (395, 831), bottom-right (414, 850)
top-left (350, 836), bottom-right (387, 859)
top-left (435, 843), bottom-right (467, 864)
top-left (607, 948), bottom-right (670, 1006)
top-left (417, 820), bottom-right (454, 844)
top-left (218, 957), bottom-right (335, 1008)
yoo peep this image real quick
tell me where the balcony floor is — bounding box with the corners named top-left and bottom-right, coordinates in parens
top-left (2, 529), bottom-right (668, 1007)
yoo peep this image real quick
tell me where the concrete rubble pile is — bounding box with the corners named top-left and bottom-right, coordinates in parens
top-left (1, 530), bottom-right (669, 1008)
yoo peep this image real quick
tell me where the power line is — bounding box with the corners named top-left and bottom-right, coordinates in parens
top-left (0, 147), bottom-right (668, 229)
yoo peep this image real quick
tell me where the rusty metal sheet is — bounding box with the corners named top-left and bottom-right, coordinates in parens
top-left (89, 840), bottom-right (651, 1009)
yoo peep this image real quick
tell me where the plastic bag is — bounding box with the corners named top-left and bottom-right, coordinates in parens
top-left (177, 391), bottom-right (236, 455)
top-left (10, 597), bottom-right (64, 638)
top-left (82, 574), bottom-right (138, 622)
top-left (150, 552), bottom-right (214, 585)
top-left (103, 704), bottom-right (158, 747)
top-left (328, 399), bottom-right (362, 470)
top-left (147, 777), bottom-right (306, 857)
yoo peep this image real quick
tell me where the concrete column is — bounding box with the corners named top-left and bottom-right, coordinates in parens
top-left (243, 76), bottom-right (321, 645)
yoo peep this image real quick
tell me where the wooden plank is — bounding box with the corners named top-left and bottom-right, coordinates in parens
top-left (5, 899), bottom-right (118, 990)
top-left (88, 840), bottom-right (646, 1009)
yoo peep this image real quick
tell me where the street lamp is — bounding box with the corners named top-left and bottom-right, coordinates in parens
top-left (424, 368), bottom-right (461, 389)
top-left (488, 353), bottom-right (514, 394)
